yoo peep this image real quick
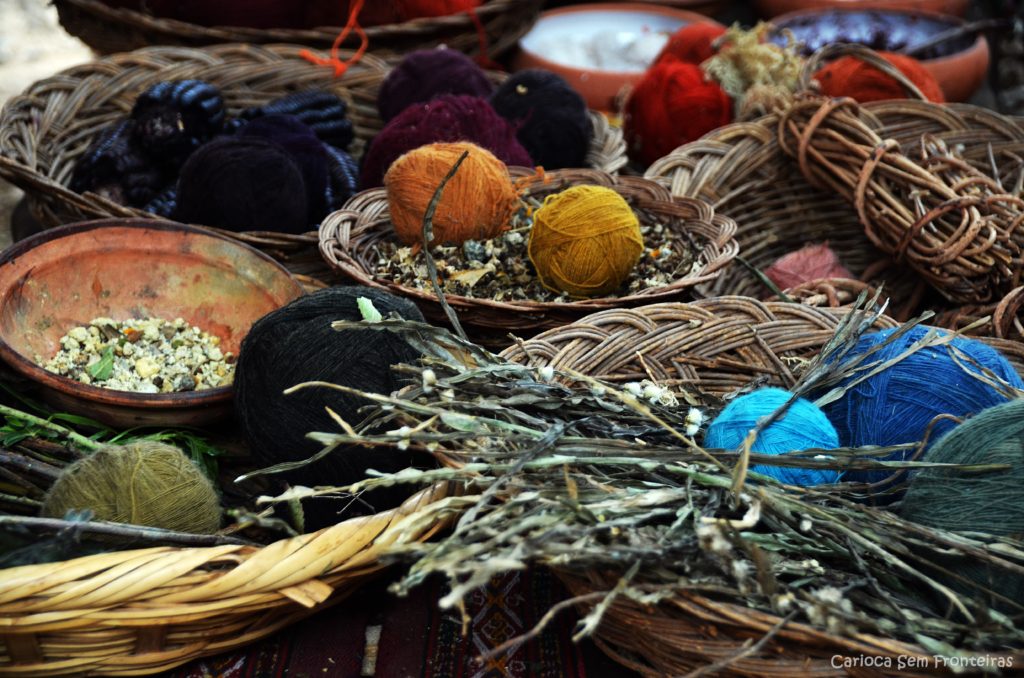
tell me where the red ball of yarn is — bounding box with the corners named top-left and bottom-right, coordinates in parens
top-left (625, 61), bottom-right (733, 167)
top-left (763, 243), bottom-right (853, 291)
top-left (361, 95), bottom-right (533, 189)
top-left (814, 52), bottom-right (945, 104)
top-left (654, 23), bottom-right (727, 67)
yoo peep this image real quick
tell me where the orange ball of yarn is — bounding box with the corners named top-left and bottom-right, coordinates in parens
top-left (654, 22), bottom-right (727, 66)
top-left (385, 142), bottom-right (519, 247)
top-left (528, 185), bottom-right (643, 298)
top-left (625, 60), bottom-right (734, 167)
top-left (814, 52), bottom-right (945, 104)
top-left (764, 243), bottom-right (853, 291)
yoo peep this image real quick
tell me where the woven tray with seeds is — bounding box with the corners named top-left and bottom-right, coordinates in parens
top-left (319, 168), bottom-right (738, 343)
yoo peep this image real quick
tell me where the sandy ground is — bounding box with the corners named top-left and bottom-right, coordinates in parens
top-left (0, 0), bottom-right (93, 248)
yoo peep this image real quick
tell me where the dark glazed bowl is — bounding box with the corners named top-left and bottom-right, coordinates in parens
top-left (0, 219), bottom-right (304, 427)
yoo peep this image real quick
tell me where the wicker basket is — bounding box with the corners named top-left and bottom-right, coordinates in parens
top-left (320, 169), bottom-right (738, 343)
top-left (0, 481), bottom-right (456, 676)
top-left (500, 298), bottom-right (1024, 676)
top-left (53, 0), bottom-right (543, 58)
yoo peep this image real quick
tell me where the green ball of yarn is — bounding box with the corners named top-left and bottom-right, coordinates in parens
top-left (41, 441), bottom-right (222, 534)
top-left (901, 398), bottom-right (1024, 609)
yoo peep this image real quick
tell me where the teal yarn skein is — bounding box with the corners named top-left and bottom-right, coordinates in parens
top-left (704, 388), bottom-right (841, 486)
top-left (817, 326), bottom-right (1023, 484)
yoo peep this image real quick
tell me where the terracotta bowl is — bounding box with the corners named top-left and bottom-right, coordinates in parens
top-left (0, 219), bottom-right (304, 428)
top-left (770, 8), bottom-right (990, 102)
top-left (512, 3), bottom-right (723, 113)
top-left (754, 0), bottom-right (969, 18)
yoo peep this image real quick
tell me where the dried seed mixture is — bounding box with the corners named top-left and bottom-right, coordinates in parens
top-left (38, 317), bottom-right (234, 394)
top-left (373, 204), bottom-right (698, 302)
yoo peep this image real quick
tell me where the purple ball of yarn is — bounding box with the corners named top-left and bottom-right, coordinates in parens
top-left (491, 69), bottom-right (592, 170)
top-left (173, 136), bottom-right (309, 234)
top-left (377, 48), bottom-right (494, 122)
top-left (361, 95), bottom-right (533, 189)
top-left (240, 115), bottom-right (330, 222)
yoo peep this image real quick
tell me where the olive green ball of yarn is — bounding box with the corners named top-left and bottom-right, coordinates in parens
top-left (901, 398), bottom-right (1024, 609)
top-left (41, 441), bottom-right (222, 534)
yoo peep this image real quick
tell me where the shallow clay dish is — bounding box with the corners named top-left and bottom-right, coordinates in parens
top-left (512, 3), bottom-right (722, 112)
top-left (0, 219), bottom-right (303, 427)
top-left (770, 8), bottom-right (989, 102)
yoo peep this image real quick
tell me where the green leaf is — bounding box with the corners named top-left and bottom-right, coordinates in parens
top-left (87, 346), bottom-right (115, 381)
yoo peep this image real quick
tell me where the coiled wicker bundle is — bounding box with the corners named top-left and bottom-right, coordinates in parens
top-left (53, 0), bottom-right (543, 58)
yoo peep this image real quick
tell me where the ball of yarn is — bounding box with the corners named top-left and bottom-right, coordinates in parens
top-left (378, 48), bottom-right (493, 122)
top-left (490, 69), bottom-right (592, 171)
top-left (819, 326), bottom-right (1024, 483)
top-left (70, 119), bottom-right (165, 207)
top-left (41, 441), bottom-right (221, 534)
top-left (764, 243), bottom-right (854, 291)
top-left (705, 388), bottom-right (841, 486)
top-left (234, 286), bottom-right (427, 526)
top-left (625, 60), bottom-right (733, 167)
top-left (385, 142), bottom-right (519, 247)
top-left (240, 115), bottom-right (330, 223)
top-left (131, 80), bottom-right (225, 169)
top-left (173, 136), bottom-right (309, 234)
top-left (654, 23), bottom-right (727, 66)
top-left (901, 397), bottom-right (1024, 608)
top-left (360, 94), bottom-right (533, 189)
top-left (242, 90), bottom-right (355, 152)
top-left (814, 52), bottom-right (945, 104)
top-left (395, 0), bottom-right (480, 20)
top-left (527, 185), bottom-right (643, 298)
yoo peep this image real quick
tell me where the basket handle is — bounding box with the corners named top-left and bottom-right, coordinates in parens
top-left (797, 43), bottom-right (929, 103)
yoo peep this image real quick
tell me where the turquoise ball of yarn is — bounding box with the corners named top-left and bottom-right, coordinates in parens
top-left (704, 387), bottom-right (841, 486)
top-left (817, 326), bottom-right (1024, 484)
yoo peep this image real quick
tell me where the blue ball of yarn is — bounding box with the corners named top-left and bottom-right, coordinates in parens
top-left (818, 326), bottom-right (1024, 483)
top-left (705, 387), bottom-right (841, 486)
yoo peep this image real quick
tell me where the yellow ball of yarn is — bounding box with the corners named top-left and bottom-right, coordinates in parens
top-left (41, 441), bottom-right (222, 534)
top-left (527, 185), bottom-right (643, 298)
top-left (384, 141), bottom-right (520, 247)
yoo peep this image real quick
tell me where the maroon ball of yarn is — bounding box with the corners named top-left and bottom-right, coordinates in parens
top-left (360, 95), bottom-right (533, 189)
top-left (378, 48), bottom-right (493, 122)
top-left (764, 243), bottom-right (853, 291)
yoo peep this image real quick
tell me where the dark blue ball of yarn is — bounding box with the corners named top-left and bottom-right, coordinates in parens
top-left (377, 48), bottom-right (494, 122)
top-left (240, 115), bottom-right (330, 223)
top-left (173, 136), bottom-right (309, 234)
top-left (234, 286), bottom-right (430, 528)
top-left (241, 90), bottom-right (355, 152)
top-left (705, 387), bottom-right (841, 487)
top-left (490, 69), bottom-right (592, 170)
top-left (70, 119), bottom-right (165, 207)
top-left (817, 326), bottom-right (1024, 484)
top-left (131, 80), bottom-right (225, 169)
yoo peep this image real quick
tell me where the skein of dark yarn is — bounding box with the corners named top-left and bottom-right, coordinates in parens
top-left (173, 136), bottom-right (309, 233)
top-left (240, 115), bottom-right (330, 223)
top-left (70, 120), bottom-right (165, 207)
top-left (377, 48), bottom-right (494, 122)
top-left (144, 185), bottom-right (178, 217)
top-left (234, 286), bottom-right (430, 530)
top-left (131, 80), bottom-right (225, 170)
top-left (324, 145), bottom-right (360, 210)
top-left (241, 90), bottom-right (355, 152)
top-left (490, 69), bottom-right (592, 170)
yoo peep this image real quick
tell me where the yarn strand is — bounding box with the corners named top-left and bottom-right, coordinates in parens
top-left (421, 150), bottom-right (470, 340)
top-left (299, 0), bottom-right (369, 78)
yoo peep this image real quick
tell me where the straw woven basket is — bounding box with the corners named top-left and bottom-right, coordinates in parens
top-left (500, 298), bottom-right (1024, 676)
top-left (320, 170), bottom-right (738, 344)
top-left (0, 481), bottom-right (456, 676)
top-left (0, 43), bottom-right (627, 287)
top-left (53, 0), bottom-right (543, 58)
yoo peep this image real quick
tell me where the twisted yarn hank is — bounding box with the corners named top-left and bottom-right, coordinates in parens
top-left (527, 185), bottom-right (642, 298)
top-left (41, 441), bottom-right (221, 534)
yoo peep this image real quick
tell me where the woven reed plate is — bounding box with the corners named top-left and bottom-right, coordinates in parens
top-left (0, 482), bottom-right (456, 676)
top-left (53, 0), bottom-right (543, 58)
top-left (320, 169), bottom-right (738, 343)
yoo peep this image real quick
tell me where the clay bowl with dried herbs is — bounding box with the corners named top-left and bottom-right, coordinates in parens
top-left (319, 168), bottom-right (738, 345)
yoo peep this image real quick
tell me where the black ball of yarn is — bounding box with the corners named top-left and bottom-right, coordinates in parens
top-left (70, 119), bottom-right (165, 207)
top-left (173, 136), bottom-right (309, 234)
top-left (324, 144), bottom-right (360, 210)
top-left (378, 48), bottom-right (494, 122)
top-left (234, 286), bottom-right (429, 529)
top-left (490, 69), bottom-right (592, 170)
top-left (241, 90), bottom-right (355, 152)
top-left (240, 115), bottom-right (330, 223)
top-left (131, 80), bottom-right (225, 169)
